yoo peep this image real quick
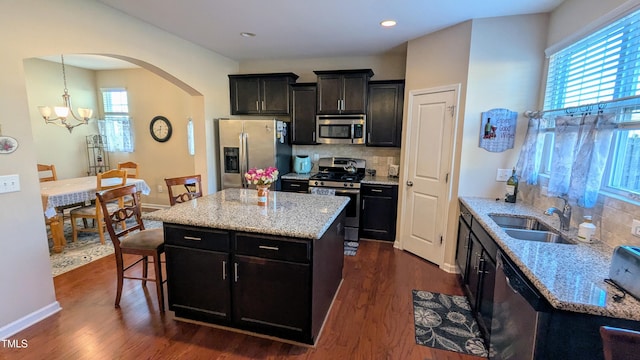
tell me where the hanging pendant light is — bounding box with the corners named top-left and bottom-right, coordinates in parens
top-left (38, 54), bottom-right (93, 133)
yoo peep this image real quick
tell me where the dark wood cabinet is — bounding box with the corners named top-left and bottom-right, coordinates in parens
top-left (314, 69), bottom-right (373, 115)
top-left (457, 201), bottom-right (499, 343)
top-left (163, 209), bottom-right (345, 345)
top-left (164, 225), bottom-right (231, 323)
top-left (229, 73), bottom-right (298, 115)
top-left (233, 254), bottom-right (310, 337)
top-left (291, 83), bottom-right (317, 145)
top-left (359, 184), bottom-right (398, 241)
top-left (366, 80), bottom-right (404, 147)
top-left (281, 179), bottom-right (309, 193)
top-left (456, 216), bottom-right (471, 281)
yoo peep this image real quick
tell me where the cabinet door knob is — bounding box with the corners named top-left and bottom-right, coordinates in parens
top-left (407, 181), bottom-right (413, 186)
top-left (222, 261), bottom-right (227, 280)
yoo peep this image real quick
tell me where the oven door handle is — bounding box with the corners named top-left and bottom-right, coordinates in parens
top-left (334, 188), bottom-right (360, 195)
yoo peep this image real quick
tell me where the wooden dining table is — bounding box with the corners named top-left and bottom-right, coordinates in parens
top-left (41, 176), bottom-right (151, 253)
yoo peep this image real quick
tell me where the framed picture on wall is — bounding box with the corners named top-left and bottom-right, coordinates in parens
top-left (479, 108), bottom-right (517, 152)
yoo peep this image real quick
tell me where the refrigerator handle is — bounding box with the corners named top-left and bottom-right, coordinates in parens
top-left (242, 132), bottom-right (249, 188)
top-left (239, 133), bottom-right (246, 188)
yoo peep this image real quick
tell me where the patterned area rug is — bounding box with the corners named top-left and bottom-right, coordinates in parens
top-left (48, 218), bottom-right (162, 277)
top-left (344, 240), bottom-right (359, 256)
top-left (412, 290), bottom-right (488, 357)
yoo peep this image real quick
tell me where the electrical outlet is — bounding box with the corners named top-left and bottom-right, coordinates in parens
top-left (496, 168), bottom-right (511, 181)
top-left (0, 174), bottom-right (20, 194)
top-left (157, 184), bottom-right (163, 193)
top-left (632, 219), bottom-right (640, 237)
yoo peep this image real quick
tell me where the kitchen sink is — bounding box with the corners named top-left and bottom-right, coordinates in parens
top-left (488, 214), bottom-right (553, 232)
top-left (503, 228), bottom-right (575, 245)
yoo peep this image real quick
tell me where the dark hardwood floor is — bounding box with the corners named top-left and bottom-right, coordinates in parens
top-left (2, 240), bottom-right (486, 360)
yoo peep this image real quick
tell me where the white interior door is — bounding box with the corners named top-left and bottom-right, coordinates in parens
top-left (399, 87), bottom-right (457, 265)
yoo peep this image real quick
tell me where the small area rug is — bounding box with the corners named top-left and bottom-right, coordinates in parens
top-left (412, 290), bottom-right (488, 357)
top-left (49, 218), bottom-right (162, 277)
top-left (344, 240), bottom-right (359, 256)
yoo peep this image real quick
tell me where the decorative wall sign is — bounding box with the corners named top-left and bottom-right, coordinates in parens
top-left (0, 136), bottom-right (18, 154)
top-left (479, 108), bottom-right (517, 152)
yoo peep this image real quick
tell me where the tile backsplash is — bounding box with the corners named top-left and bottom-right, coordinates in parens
top-left (519, 182), bottom-right (640, 250)
top-left (292, 145), bottom-right (401, 177)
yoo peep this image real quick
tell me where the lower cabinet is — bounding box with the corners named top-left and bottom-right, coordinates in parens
top-left (233, 254), bottom-right (310, 336)
top-left (360, 184), bottom-right (398, 241)
top-left (281, 179), bottom-right (309, 193)
top-left (457, 201), bottom-right (497, 343)
top-left (164, 225), bottom-right (231, 323)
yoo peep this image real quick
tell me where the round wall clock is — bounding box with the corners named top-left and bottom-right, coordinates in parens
top-left (150, 116), bottom-right (172, 142)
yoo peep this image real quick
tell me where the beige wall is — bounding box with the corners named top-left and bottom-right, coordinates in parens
top-left (403, 15), bottom-right (549, 270)
top-left (239, 53), bottom-right (407, 83)
top-left (460, 14), bottom-right (549, 199)
top-left (95, 68), bottom-right (196, 206)
top-left (25, 59), bottom-right (101, 179)
top-left (402, 21), bottom-right (473, 269)
top-left (0, 0), bottom-right (237, 337)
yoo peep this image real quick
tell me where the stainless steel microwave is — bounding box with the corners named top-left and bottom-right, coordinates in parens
top-left (316, 115), bottom-right (366, 145)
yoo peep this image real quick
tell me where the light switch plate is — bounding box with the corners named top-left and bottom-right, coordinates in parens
top-left (496, 169), bottom-right (511, 181)
top-left (0, 174), bottom-right (20, 194)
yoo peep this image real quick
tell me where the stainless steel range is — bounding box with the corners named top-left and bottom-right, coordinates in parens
top-left (309, 157), bottom-right (366, 240)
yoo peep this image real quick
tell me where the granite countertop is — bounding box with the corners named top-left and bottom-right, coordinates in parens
top-left (460, 197), bottom-right (640, 321)
top-left (281, 172), bottom-right (311, 180)
top-left (143, 188), bottom-right (349, 239)
top-left (361, 175), bottom-right (399, 185)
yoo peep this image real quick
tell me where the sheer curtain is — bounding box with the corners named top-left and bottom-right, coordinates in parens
top-left (516, 115), bottom-right (544, 185)
top-left (98, 116), bottom-right (134, 153)
top-left (518, 112), bottom-right (615, 208)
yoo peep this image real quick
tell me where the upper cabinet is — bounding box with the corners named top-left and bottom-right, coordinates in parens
top-left (290, 83), bottom-right (318, 145)
top-left (366, 80), bottom-right (404, 147)
top-left (229, 73), bottom-right (298, 115)
top-left (314, 69), bottom-right (373, 115)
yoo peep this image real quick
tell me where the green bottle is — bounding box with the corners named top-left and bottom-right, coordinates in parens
top-left (505, 167), bottom-right (518, 203)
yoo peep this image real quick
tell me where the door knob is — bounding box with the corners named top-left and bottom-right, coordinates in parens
top-left (407, 181), bottom-right (413, 186)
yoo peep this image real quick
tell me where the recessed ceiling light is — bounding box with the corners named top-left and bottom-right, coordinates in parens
top-left (240, 32), bottom-right (256, 38)
top-left (380, 20), bottom-right (397, 28)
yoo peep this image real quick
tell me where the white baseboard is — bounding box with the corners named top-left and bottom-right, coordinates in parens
top-left (0, 301), bottom-right (62, 340)
top-left (439, 261), bottom-right (458, 274)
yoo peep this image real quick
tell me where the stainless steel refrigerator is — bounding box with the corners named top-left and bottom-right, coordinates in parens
top-left (219, 119), bottom-right (291, 190)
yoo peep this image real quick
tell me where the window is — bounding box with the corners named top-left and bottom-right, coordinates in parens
top-left (98, 88), bottom-right (134, 152)
top-left (542, 8), bottom-right (640, 198)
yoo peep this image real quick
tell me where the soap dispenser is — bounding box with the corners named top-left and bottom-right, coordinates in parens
top-left (577, 216), bottom-right (596, 243)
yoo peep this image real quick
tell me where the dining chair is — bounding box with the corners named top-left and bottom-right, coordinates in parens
top-left (600, 326), bottom-right (640, 360)
top-left (164, 175), bottom-right (202, 206)
top-left (117, 161), bottom-right (139, 178)
top-left (37, 164), bottom-right (57, 182)
top-left (96, 184), bottom-right (165, 312)
top-left (41, 195), bottom-right (65, 249)
top-left (117, 161), bottom-right (140, 206)
top-left (70, 169), bottom-right (127, 244)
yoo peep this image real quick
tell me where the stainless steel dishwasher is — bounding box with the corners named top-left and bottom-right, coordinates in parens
top-left (490, 251), bottom-right (549, 360)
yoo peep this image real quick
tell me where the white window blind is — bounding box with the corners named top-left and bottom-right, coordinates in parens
top-left (99, 88), bottom-right (134, 152)
top-left (544, 10), bottom-right (640, 110)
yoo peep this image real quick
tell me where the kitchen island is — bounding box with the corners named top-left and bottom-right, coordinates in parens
top-left (143, 188), bottom-right (349, 345)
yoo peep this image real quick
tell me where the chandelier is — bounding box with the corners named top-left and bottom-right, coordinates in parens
top-left (38, 54), bottom-right (93, 133)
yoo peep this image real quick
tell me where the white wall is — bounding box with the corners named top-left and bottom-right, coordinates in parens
top-left (0, 0), bottom-right (237, 338)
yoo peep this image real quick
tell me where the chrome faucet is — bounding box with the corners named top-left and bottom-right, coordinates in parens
top-left (544, 196), bottom-right (572, 231)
